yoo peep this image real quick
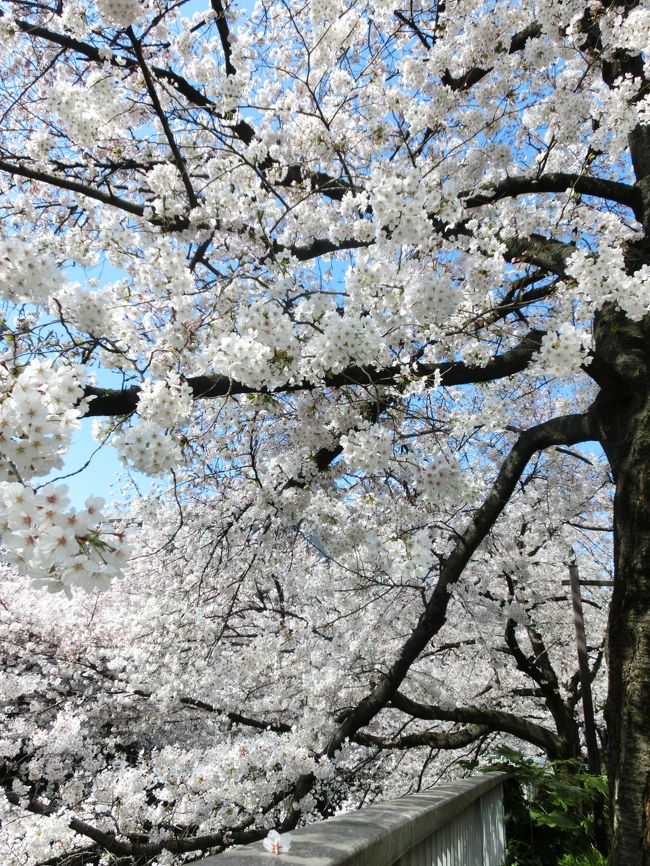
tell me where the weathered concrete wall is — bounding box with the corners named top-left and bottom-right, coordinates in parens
top-left (198, 773), bottom-right (507, 866)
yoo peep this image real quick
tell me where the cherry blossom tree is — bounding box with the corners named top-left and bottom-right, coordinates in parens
top-left (0, 0), bottom-right (646, 863)
top-left (0, 472), bottom-right (611, 865)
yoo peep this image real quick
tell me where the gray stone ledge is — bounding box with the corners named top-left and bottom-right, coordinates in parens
top-left (198, 772), bottom-right (508, 866)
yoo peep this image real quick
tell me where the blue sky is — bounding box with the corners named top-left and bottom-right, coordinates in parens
top-left (39, 0), bottom-right (256, 507)
top-left (46, 423), bottom-right (151, 508)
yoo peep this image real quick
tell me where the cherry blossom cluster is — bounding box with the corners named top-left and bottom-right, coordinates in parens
top-left (50, 281), bottom-right (115, 335)
top-left (0, 483), bottom-right (128, 593)
top-left (135, 372), bottom-right (194, 427)
top-left (0, 361), bottom-right (131, 589)
top-left (46, 71), bottom-right (129, 151)
top-left (413, 456), bottom-right (465, 504)
top-left (95, 0), bottom-right (145, 28)
top-left (0, 238), bottom-right (63, 305)
top-left (534, 325), bottom-right (592, 378)
top-left (0, 361), bottom-right (86, 482)
top-left (110, 373), bottom-right (194, 474)
top-left (340, 426), bottom-right (394, 475)
top-left (568, 242), bottom-right (650, 322)
top-left (385, 527), bottom-right (436, 583)
top-left (112, 418), bottom-right (184, 476)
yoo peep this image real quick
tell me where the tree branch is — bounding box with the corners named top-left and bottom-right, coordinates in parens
top-left (331, 411), bottom-right (595, 745)
top-left (389, 691), bottom-right (563, 756)
top-left (282, 410), bottom-right (596, 819)
top-left (296, 413), bottom-right (595, 776)
top-left (442, 22), bottom-right (542, 90)
top-left (82, 330), bottom-right (546, 417)
top-left (35, 845), bottom-right (102, 866)
top-left (0, 762), bottom-right (271, 858)
top-left (0, 158), bottom-right (146, 217)
top-left (503, 617), bottom-right (578, 754)
top-left (462, 172), bottom-right (642, 218)
top-left (127, 29), bottom-right (199, 210)
top-left (353, 725), bottom-right (489, 750)
top-left (7, 12), bottom-right (256, 140)
top-left (211, 0), bottom-right (236, 76)
top-left (505, 233), bottom-right (575, 277)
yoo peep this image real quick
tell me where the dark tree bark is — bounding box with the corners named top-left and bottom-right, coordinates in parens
top-left (592, 99), bottom-right (650, 861)
top-left (593, 305), bottom-right (650, 866)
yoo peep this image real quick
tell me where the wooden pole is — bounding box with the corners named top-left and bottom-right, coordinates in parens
top-left (568, 555), bottom-right (601, 775)
top-left (568, 552), bottom-right (608, 853)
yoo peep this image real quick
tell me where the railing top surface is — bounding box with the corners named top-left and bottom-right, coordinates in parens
top-left (198, 772), bottom-right (508, 866)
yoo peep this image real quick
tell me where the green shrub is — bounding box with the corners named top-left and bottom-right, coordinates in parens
top-left (480, 747), bottom-right (608, 866)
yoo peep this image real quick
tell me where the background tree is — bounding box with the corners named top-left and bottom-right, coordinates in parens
top-left (0, 469), bottom-right (610, 864)
top-left (0, 0), bottom-right (645, 863)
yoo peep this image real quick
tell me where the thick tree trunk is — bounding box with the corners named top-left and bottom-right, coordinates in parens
top-left (593, 308), bottom-right (650, 865)
top-left (607, 401), bottom-right (650, 866)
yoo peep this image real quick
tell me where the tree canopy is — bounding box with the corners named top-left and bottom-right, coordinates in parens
top-left (0, 0), bottom-right (647, 863)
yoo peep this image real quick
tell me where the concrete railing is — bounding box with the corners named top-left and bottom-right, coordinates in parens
top-left (199, 773), bottom-right (508, 866)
